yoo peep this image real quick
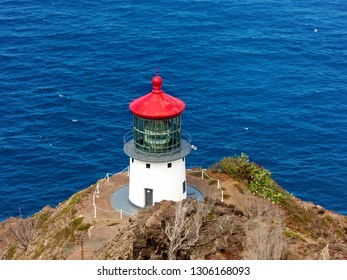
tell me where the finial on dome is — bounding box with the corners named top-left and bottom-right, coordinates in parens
top-left (152, 70), bottom-right (163, 94)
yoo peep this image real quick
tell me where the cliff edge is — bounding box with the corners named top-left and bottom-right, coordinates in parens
top-left (1, 155), bottom-right (346, 260)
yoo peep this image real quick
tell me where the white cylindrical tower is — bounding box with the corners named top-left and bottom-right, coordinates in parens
top-left (123, 74), bottom-right (191, 208)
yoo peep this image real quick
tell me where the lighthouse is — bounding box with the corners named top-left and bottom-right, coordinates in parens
top-left (123, 74), bottom-right (191, 208)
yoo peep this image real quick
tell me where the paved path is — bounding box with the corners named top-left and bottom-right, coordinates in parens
top-left (67, 170), bottom-right (224, 259)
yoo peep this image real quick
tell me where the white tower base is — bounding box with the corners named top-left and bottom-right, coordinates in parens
top-left (128, 157), bottom-right (187, 208)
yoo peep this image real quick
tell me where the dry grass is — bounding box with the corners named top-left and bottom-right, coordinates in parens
top-left (9, 217), bottom-right (36, 251)
top-left (163, 200), bottom-right (211, 260)
top-left (243, 202), bottom-right (286, 260)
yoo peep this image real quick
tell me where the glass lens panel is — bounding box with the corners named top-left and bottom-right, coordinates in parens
top-left (133, 116), bottom-right (181, 153)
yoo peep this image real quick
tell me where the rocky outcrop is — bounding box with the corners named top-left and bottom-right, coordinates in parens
top-left (0, 171), bottom-right (346, 260)
top-left (95, 199), bottom-right (247, 260)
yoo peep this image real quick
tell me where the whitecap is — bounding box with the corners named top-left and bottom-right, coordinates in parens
top-left (313, 28), bottom-right (318, 32)
top-left (72, 119), bottom-right (78, 122)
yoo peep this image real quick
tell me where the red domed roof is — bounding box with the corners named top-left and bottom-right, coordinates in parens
top-left (129, 75), bottom-right (186, 119)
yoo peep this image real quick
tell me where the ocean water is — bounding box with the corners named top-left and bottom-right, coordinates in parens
top-left (1, 0), bottom-right (346, 221)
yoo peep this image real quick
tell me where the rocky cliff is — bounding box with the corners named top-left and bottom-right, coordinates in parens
top-left (1, 160), bottom-right (346, 260)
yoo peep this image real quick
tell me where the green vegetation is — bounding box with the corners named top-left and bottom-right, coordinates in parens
top-left (206, 212), bottom-right (217, 221)
top-left (55, 226), bottom-right (74, 242)
top-left (72, 217), bottom-right (84, 228)
top-left (50, 216), bottom-right (91, 252)
top-left (7, 244), bottom-right (16, 259)
top-left (208, 179), bottom-right (216, 185)
top-left (32, 243), bottom-right (45, 260)
top-left (216, 153), bottom-right (346, 243)
top-left (223, 192), bottom-right (231, 199)
top-left (62, 192), bottom-right (84, 214)
top-left (284, 228), bottom-right (307, 242)
top-left (36, 212), bottom-right (49, 229)
top-left (61, 184), bottom-right (94, 214)
top-left (39, 212), bottom-right (48, 222)
top-left (72, 217), bottom-right (92, 231)
top-left (218, 153), bottom-right (287, 204)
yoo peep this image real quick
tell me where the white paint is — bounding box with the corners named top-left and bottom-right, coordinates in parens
top-left (128, 157), bottom-right (187, 207)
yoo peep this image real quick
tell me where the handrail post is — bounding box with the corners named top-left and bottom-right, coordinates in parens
top-left (93, 193), bottom-right (97, 218)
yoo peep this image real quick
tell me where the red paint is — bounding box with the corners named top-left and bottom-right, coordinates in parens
top-left (130, 75), bottom-right (186, 119)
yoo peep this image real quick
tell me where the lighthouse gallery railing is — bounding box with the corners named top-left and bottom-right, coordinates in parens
top-left (123, 130), bottom-right (192, 163)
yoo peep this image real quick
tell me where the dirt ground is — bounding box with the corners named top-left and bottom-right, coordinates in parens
top-left (66, 169), bottom-right (248, 259)
top-left (2, 168), bottom-right (345, 260)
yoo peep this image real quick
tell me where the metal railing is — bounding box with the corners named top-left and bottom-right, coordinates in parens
top-left (187, 168), bottom-right (224, 202)
top-left (92, 166), bottom-right (133, 219)
top-left (92, 166), bottom-right (224, 221)
top-left (123, 130), bottom-right (192, 162)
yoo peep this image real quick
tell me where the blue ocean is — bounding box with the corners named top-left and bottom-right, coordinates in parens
top-left (1, 0), bottom-right (346, 221)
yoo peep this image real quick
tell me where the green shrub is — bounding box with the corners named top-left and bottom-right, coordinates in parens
top-left (219, 153), bottom-right (286, 204)
top-left (55, 226), bottom-right (75, 243)
top-left (7, 244), bottom-right (16, 259)
top-left (77, 223), bottom-right (92, 231)
top-left (72, 217), bottom-right (83, 228)
top-left (32, 243), bottom-right (45, 260)
top-left (36, 212), bottom-right (49, 228)
top-left (223, 193), bottom-right (231, 199)
top-left (72, 217), bottom-right (91, 231)
top-left (39, 212), bottom-right (48, 222)
top-left (284, 228), bottom-right (307, 242)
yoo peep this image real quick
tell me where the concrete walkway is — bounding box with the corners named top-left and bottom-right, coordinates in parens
top-left (110, 184), bottom-right (204, 217)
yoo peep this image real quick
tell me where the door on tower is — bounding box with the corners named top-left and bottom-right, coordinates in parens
top-left (145, 188), bottom-right (153, 207)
